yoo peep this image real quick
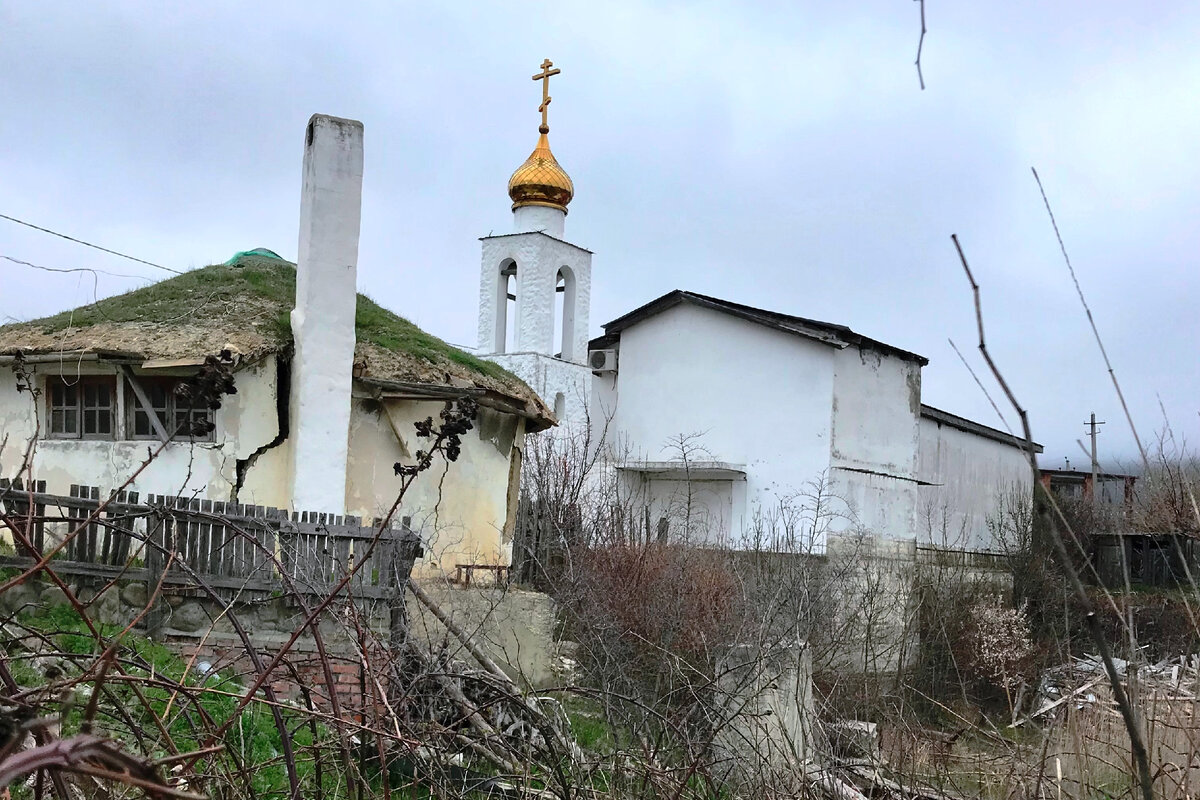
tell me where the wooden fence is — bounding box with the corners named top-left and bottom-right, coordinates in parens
top-left (0, 478), bottom-right (420, 609)
top-left (1093, 531), bottom-right (1199, 588)
top-left (511, 496), bottom-right (581, 589)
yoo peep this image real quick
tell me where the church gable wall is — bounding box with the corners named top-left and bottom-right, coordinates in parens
top-left (829, 346), bottom-right (921, 479)
top-left (610, 302), bottom-right (837, 543)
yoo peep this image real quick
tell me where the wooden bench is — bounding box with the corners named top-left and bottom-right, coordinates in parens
top-left (453, 563), bottom-right (509, 587)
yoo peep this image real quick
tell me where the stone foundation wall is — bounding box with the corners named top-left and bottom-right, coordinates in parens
top-left (1, 575), bottom-right (559, 707)
top-left (733, 534), bottom-right (1016, 678)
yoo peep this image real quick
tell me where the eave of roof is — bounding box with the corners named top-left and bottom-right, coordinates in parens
top-left (479, 230), bottom-right (594, 254)
top-left (355, 376), bottom-right (554, 432)
top-left (1040, 468), bottom-right (1136, 481)
top-left (920, 403), bottom-right (1043, 453)
top-left (592, 290), bottom-right (929, 365)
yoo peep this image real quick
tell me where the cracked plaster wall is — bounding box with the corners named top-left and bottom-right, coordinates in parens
top-left (346, 398), bottom-right (521, 573)
top-left (0, 357), bottom-right (280, 502)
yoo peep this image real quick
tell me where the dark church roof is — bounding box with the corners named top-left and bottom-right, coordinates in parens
top-left (590, 289), bottom-right (928, 365)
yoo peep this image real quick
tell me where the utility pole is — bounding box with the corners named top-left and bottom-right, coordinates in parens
top-left (1085, 412), bottom-right (1105, 506)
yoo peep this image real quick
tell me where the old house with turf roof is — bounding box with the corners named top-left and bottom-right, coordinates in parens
top-left (0, 115), bottom-right (553, 575)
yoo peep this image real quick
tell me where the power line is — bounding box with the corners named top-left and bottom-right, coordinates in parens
top-left (0, 254), bottom-right (145, 280)
top-left (0, 213), bottom-right (182, 274)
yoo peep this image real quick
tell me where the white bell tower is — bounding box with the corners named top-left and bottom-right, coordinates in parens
top-left (477, 59), bottom-right (592, 427)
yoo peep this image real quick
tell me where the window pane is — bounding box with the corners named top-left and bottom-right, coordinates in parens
top-left (80, 379), bottom-right (115, 437)
top-left (48, 380), bottom-right (80, 436)
top-left (149, 383), bottom-right (169, 408)
top-left (128, 378), bottom-right (170, 438)
top-left (51, 383), bottom-right (77, 408)
top-left (175, 407), bottom-right (214, 439)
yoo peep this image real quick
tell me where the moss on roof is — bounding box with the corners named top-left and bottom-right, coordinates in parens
top-left (0, 256), bottom-right (527, 393)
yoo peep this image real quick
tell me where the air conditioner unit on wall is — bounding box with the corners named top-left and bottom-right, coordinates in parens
top-left (589, 349), bottom-right (618, 372)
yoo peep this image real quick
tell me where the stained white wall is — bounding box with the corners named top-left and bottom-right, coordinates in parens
top-left (599, 302), bottom-right (838, 548)
top-left (917, 415), bottom-right (1033, 551)
top-left (0, 359), bottom-right (526, 573)
top-left (346, 399), bottom-right (521, 573)
top-left (829, 346), bottom-right (923, 539)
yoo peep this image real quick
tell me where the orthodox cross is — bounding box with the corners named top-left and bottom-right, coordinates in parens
top-left (532, 58), bottom-right (560, 133)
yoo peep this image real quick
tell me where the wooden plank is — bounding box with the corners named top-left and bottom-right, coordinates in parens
top-left (116, 491), bottom-right (135, 564)
top-left (87, 486), bottom-right (100, 564)
top-left (250, 506), bottom-right (266, 577)
top-left (210, 501), bottom-right (227, 575)
top-left (334, 529), bottom-right (351, 584)
top-left (118, 364), bottom-right (171, 442)
top-left (0, 491), bottom-right (143, 514)
top-left (262, 508), bottom-right (281, 579)
top-left (1010, 679), bottom-right (1103, 728)
top-left (195, 499), bottom-right (210, 575)
top-left (33, 480), bottom-right (46, 552)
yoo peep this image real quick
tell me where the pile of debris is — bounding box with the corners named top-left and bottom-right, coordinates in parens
top-left (1014, 652), bottom-right (1200, 728)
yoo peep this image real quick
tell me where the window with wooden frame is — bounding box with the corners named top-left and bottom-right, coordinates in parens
top-left (125, 377), bottom-right (214, 441)
top-left (46, 376), bottom-right (116, 439)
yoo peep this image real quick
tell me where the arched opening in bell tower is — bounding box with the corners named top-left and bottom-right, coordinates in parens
top-left (494, 259), bottom-right (518, 353)
top-left (553, 266), bottom-right (577, 361)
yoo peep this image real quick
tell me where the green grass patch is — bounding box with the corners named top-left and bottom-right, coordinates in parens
top-left (355, 293), bottom-right (512, 381)
top-left (15, 255), bottom-right (516, 384)
top-left (563, 695), bottom-right (619, 752)
top-left (10, 601), bottom-right (338, 798)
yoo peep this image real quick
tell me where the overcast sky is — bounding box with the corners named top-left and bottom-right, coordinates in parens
top-left (1, 1), bottom-right (1197, 468)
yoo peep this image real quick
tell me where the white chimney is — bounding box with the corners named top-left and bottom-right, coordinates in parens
top-left (288, 114), bottom-right (364, 514)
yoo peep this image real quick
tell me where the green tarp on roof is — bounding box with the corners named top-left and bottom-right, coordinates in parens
top-left (224, 248), bottom-right (284, 265)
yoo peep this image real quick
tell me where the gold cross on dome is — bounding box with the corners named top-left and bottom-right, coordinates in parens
top-left (532, 58), bottom-right (560, 133)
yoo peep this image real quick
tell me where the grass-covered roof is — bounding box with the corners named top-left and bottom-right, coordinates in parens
top-left (0, 256), bottom-right (548, 416)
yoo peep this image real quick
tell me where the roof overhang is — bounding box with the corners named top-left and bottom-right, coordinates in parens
top-left (616, 460), bottom-right (747, 481)
top-left (355, 376), bottom-right (555, 432)
top-left (920, 404), bottom-right (1043, 453)
top-left (479, 230), bottom-right (594, 254)
top-left (0, 349), bottom-right (143, 365)
top-left (592, 290), bottom-right (928, 365)
top-left (1040, 469), bottom-right (1135, 482)
top-left (0, 350), bottom-right (252, 373)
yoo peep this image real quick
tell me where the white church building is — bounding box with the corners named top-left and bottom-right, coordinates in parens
top-left (476, 63), bottom-right (1039, 555)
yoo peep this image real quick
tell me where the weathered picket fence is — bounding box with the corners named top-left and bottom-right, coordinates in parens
top-left (510, 495), bottom-right (581, 589)
top-left (0, 478), bottom-right (420, 611)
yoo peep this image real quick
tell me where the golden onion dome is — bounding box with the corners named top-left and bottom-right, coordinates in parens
top-left (507, 129), bottom-right (574, 213)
